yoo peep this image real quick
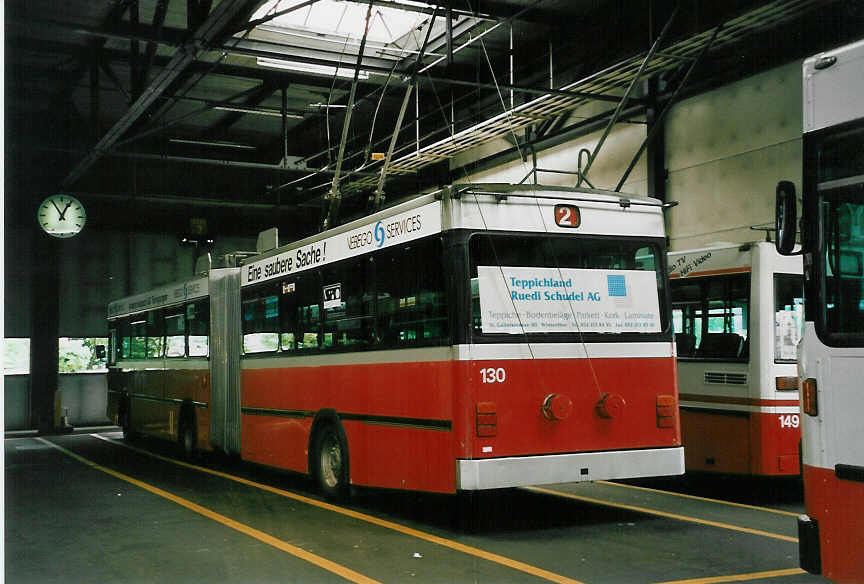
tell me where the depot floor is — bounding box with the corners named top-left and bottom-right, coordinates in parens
top-left (5, 430), bottom-right (832, 584)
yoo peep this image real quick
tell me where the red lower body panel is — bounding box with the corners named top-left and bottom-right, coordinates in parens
top-left (803, 464), bottom-right (864, 583)
top-left (680, 409), bottom-right (800, 476)
top-left (240, 354), bottom-right (680, 493)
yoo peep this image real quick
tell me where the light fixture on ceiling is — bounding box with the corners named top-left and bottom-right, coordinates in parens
top-left (213, 104), bottom-right (305, 118)
top-left (257, 57), bottom-right (370, 80)
top-left (169, 138), bottom-right (257, 150)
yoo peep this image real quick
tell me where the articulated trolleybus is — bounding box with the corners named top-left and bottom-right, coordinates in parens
top-left (774, 40), bottom-right (864, 583)
top-left (668, 242), bottom-right (803, 476)
top-left (107, 184), bottom-right (683, 497)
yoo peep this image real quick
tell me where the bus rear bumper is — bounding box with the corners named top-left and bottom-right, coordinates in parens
top-left (456, 446), bottom-right (685, 490)
top-left (797, 514), bottom-right (821, 574)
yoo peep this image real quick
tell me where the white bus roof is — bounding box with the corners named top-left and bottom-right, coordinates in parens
top-left (668, 241), bottom-right (802, 279)
top-left (107, 276), bottom-right (209, 319)
top-left (241, 184), bottom-right (666, 288)
top-left (804, 38), bottom-right (864, 133)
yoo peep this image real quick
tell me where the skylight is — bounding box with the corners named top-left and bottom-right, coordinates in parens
top-left (251, 0), bottom-right (432, 45)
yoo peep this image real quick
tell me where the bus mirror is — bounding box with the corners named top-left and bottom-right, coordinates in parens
top-left (775, 181), bottom-right (798, 255)
top-left (95, 344), bottom-right (106, 359)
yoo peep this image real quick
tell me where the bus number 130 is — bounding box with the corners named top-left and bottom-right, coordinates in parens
top-left (480, 367), bottom-right (507, 383)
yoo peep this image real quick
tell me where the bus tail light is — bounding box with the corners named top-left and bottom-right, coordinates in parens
top-left (776, 376), bottom-right (799, 391)
top-left (476, 402), bottom-right (497, 437)
top-left (595, 393), bottom-right (625, 419)
top-left (543, 393), bottom-right (574, 420)
top-left (802, 378), bottom-right (818, 416)
top-left (656, 395), bottom-right (676, 428)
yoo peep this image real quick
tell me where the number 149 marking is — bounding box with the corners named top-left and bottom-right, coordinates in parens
top-left (779, 414), bottom-right (800, 428)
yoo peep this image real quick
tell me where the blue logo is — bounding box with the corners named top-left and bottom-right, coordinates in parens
top-left (607, 275), bottom-right (627, 297)
top-left (374, 221), bottom-right (385, 247)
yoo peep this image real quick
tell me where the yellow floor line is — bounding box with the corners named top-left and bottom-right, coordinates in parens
top-left (596, 481), bottom-right (800, 518)
top-left (524, 486), bottom-right (798, 543)
top-left (652, 567), bottom-right (806, 584)
top-left (38, 437), bottom-right (380, 584)
top-left (91, 434), bottom-right (586, 584)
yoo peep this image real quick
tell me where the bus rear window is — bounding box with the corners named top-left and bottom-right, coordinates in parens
top-left (469, 234), bottom-right (665, 338)
top-left (671, 274), bottom-right (749, 360)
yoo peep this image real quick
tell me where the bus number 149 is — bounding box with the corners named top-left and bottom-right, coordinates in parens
top-left (779, 414), bottom-right (800, 428)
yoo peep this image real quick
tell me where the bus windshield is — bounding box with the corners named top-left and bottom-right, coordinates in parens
top-left (816, 126), bottom-right (864, 345)
top-left (821, 193), bottom-right (864, 343)
top-left (469, 234), bottom-right (667, 339)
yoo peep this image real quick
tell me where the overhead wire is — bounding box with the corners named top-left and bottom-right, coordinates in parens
top-left (411, 0), bottom-right (618, 400)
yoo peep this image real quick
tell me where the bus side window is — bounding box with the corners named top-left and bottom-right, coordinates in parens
top-left (146, 310), bottom-right (164, 359)
top-left (295, 273), bottom-right (321, 351)
top-left (242, 290), bottom-right (279, 354)
top-left (188, 300), bottom-right (209, 357)
top-left (322, 258), bottom-right (374, 350)
top-left (164, 310), bottom-right (186, 357)
top-left (130, 319), bottom-right (147, 359)
top-left (377, 239), bottom-right (448, 347)
top-left (119, 319), bottom-right (132, 360)
top-left (280, 280), bottom-right (298, 351)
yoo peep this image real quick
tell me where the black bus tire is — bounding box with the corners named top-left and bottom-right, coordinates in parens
top-left (312, 424), bottom-right (349, 501)
top-left (122, 399), bottom-right (136, 441)
top-left (179, 413), bottom-right (198, 459)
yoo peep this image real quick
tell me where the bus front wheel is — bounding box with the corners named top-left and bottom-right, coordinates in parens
top-left (313, 424), bottom-right (349, 501)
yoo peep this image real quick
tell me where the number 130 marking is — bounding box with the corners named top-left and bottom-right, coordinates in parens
top-left (480, 367), bottom-right (506, 383)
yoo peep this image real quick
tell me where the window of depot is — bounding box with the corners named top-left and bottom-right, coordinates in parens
top-left (59, 337), bottom-right (109, 373)
top-left (3, 338), bottom-right (30, 375)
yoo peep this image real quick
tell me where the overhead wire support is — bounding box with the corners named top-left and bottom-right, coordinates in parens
top-left (371, 5), bottom-right (440, 210)
top-left (616, 20), bottom-right (724, 192)
top-left (577, 2), bottom-right (679, 187)
top-left (322, 0), bottom-right (375, 230)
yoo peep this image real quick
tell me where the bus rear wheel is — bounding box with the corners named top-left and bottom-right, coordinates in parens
top-left (179, 416), bottom-right (198, 459)
top-left (313, 425), bottom-right (349, 501)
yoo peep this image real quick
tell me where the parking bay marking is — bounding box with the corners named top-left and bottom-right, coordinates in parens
top-left (524, 486), bottom-right (798, 543)
top-left (596, 481), bottom-right (800, 518)
top-left (92, 434), bottom-right (586, 584)
top-left (38, 437), bottom-right (382, 584)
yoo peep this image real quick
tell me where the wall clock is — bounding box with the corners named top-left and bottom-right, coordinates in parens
top-left (37, 194), bottom-right (87, 238)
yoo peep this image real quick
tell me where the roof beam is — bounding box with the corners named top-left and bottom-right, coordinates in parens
top-left (203, 82), bottom-right (279, 138)
top-left (60, 0), bottom-right (264, 189)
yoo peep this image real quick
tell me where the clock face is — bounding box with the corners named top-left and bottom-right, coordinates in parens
top-left (37, 194), bottom-right (87, 238)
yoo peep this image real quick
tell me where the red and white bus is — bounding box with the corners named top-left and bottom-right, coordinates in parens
top-left (108, 183), bottom-right (684, 498)
top-left (774, 40), bottom-right (864, 582)
top-left (668, 242), bottom-right (803, 476)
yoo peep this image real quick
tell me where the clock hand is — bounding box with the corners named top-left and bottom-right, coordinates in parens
top-left (50, 200), bottom-right (63, 215)
top-left (58, 201), bottom-right (73, 220)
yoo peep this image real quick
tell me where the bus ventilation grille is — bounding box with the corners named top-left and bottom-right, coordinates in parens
top-left (704, 372), bottom-right (748, 385)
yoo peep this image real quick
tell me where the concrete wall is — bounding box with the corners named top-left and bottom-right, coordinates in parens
top-left (4, 376), bottom-right (30, 430)
top-left (57, 374), bottom-right (109, 426)
top-left (665, 61), bottom-right (802, 250)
